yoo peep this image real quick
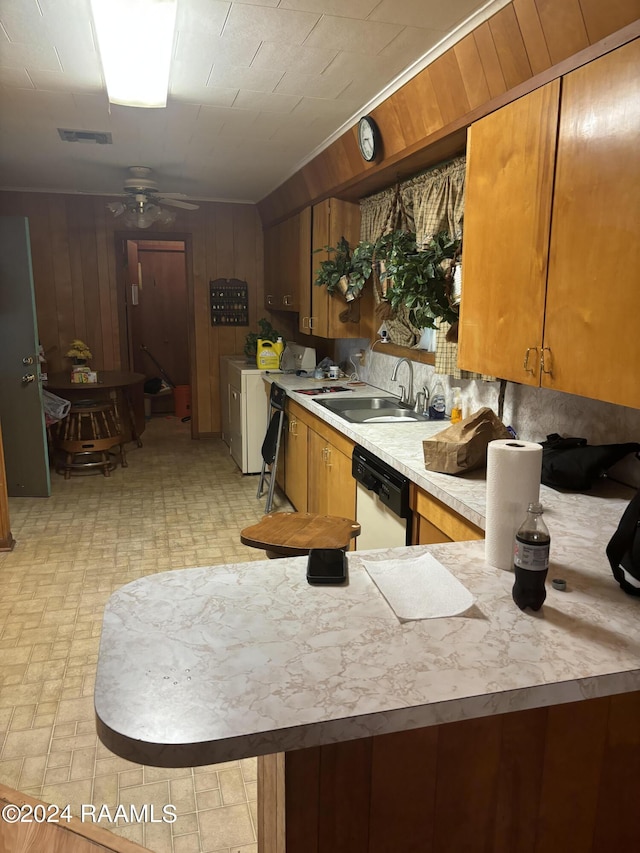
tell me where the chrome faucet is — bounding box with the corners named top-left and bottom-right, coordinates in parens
top-left (391, 357), bottom-right (414, 406)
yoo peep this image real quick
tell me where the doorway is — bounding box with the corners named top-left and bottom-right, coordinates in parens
top-left (118, 237), bottom-right (190, 421)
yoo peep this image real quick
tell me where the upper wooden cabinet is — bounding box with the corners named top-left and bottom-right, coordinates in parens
top-left (264, 207), bottom-right (311, 312)
top-left (458, 39), bottom-right (640, 410)
top-left (301, 198), bottom-right (372, 339)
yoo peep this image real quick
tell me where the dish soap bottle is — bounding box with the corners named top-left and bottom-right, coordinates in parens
top-left (428, 381), bottom-right (446, 420)
top-left (450, 388), bottom-right (463, 423)
top-left (512, 502), bottom-right (550, 611)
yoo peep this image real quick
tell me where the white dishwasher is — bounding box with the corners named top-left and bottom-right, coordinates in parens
top-left (352, 445), bottom-right (412, 549)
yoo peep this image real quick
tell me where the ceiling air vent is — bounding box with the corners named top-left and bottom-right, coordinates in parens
top-left (58, 129), bottom-right (113, 144)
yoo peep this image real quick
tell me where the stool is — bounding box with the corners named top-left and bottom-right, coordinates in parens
top-left (55, 401), bottom-right (127, 479)
top-left (240, 511), bottom-right (361, 559)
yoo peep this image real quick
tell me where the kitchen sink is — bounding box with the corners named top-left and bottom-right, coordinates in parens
top-left (313, 396), bottom-right (429, 423)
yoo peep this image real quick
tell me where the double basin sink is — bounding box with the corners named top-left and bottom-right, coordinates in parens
top-left (313, 396), bottom-right (429, 424)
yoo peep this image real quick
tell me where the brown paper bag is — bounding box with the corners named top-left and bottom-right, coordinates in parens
top-left (423, 407), bottom-right (511, 474)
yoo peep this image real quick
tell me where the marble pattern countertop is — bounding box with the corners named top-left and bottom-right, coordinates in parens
top-left (95, 540), bottom-right (640, 767)
top-left (266, 374), bottom-right (634, 544)
top-left (94, 374), bottom-right (639, 766)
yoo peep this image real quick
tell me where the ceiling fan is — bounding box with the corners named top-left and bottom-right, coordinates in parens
top-left (107, 166), bottom-right (199, 228)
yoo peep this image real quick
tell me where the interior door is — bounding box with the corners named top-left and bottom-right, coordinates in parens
top-left (0, 217), bottom-right (51, 496)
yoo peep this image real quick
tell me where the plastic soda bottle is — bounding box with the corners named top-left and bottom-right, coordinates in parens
top-left (512, 502), bottom-right (550, 611)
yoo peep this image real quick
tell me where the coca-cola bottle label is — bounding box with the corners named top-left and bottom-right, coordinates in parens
top-left (514, 539), bottom-right (549, 571)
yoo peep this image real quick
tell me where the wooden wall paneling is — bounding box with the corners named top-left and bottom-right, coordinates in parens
top-left (489, 3), bottom-right (534, 88)
top-left (93, 197), bottom-right (117, 370)
top-left (391, 65), bottom-right (445, 142)
top-left (512, 0), bottom-right (553, 74)
top-left (76, 197), bottom-right (104, 368)
top-left (284, 747), bottom-right (321, 853)
top-left (534, 0), bottom-right (590, 64)
top-left (427, 50), bottom-right (471, 127)
top-left (473, 21), bottom-right (508, 98)
top-left (592, 691), bottom-right (640, 851)
top-left (579, 0), bottom-right (640, 43)
top-left (535, 697), bottom-right (609, 853)
top-left (66, 198), bottom-right (89, 372)
top-left (317, 738), bottom-right (372, 853)
top-left (453, 33), bottom-right (492, 109)
top-left (492, 706), bottom-right (547, 853)
top-left (47, 196), bottom-right (74, 371)
top-left (432, 715), bottom-right (502, 853)
top-left (369, 727), bottom-right (439, 853)
top-left (191, 212), bottom-right (213, 435)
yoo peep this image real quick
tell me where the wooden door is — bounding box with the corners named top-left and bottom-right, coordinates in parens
top-left (0, 217), bottom-right (50, 497)
top-left (128, 240), bottom-right (189, 412)
top-left (284, 410), bottom-right (308, 512)
top-left (543, 39), bottom-right (640, 408)
top-left (458, 81), bottom-right (560, 382)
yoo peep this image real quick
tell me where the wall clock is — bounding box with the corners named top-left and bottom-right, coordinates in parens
top-left (357, 115), bottom-right (380, 162)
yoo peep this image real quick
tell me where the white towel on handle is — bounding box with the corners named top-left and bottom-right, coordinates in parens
top-left (362, 553), bottom-right (474, 622)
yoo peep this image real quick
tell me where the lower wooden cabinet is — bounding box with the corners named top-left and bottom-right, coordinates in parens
top-left (283, 400), bottom-right (355, 520)
top-left (258, 691), bottom-right (640, 853)
top-left (411, 484), bottom-right (484, 544)
top-left (307, 429), bottom-right (354, 519)
top-left (283, 405), bottom-right (308, 512)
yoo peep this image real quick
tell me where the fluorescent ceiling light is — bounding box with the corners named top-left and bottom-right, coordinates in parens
top-left (90, 0), bottom-right (177, 108)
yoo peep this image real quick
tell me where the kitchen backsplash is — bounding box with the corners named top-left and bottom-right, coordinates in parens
top-left (335, 340), bottom-right (640, 488)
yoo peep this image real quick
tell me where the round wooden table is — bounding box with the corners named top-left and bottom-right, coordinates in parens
top-left (46, 371), bottom-right (146, 447)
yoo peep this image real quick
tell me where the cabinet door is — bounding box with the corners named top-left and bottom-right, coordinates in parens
top-left (308, 430), bottom-right (356, 519)
top-left (458, 81), bottom-right (560, 382)
top-left (228, 383), bottom-right (242, 470)
top-left (543, 39), bottom-right (640, 408)
top-left (307, 199), bottom-right (368, 339)
top-left (220, 358), bottom-right (231, 447)
top-left (265, 208), bottom-right (311, 313)
top-left (284, 413), bottom-right (308, 512)
top-left (411, 487), bottom-right (483, 545)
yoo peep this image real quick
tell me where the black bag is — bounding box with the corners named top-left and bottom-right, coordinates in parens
top-left (606, 489), bottom-right (640, 596)
top-left (541, 434), bottom-right (640, 491)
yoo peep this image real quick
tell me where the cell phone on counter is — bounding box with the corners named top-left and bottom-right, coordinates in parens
top-left (306, 548), bottom-right (348, 585)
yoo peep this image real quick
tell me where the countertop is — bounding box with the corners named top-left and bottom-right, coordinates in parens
top-left (95, 374), bottom-right (640, 766)
top-left (94, 373), bottom-right (639, 766)
top-left (95, 539), bottom-right (640, 767)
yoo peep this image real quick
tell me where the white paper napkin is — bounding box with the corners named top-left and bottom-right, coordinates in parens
top-left (361, 553), bottom-right (474, 622)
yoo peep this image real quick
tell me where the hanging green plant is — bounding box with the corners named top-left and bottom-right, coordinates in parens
top-left (375, 230), bottom-right (461, 329)
top-left (314, 237), bottom-right (374, 302)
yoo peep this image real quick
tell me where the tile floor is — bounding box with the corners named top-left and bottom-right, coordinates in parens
top-left (0, 416), bottom-right (291, 852)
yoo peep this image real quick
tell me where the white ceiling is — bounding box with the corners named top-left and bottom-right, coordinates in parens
top-left (0, 0), bottom-right (506, 204)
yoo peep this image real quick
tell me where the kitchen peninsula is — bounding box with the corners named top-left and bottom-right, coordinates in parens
top-left (95, 379), bottom-right (639, 852)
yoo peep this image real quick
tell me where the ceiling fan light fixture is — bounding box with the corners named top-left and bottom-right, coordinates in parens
top-left (90, 0), bottom-right (177, 108)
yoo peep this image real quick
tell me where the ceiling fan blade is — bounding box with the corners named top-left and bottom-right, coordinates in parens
top-left (158, 197), bottom-right (199, 210)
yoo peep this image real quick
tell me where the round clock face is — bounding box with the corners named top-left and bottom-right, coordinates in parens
top-left (358, 116), bottom-right (379, 162)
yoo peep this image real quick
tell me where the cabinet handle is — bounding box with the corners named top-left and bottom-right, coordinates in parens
top-left (309, 317), bottom-right (315, 330)
top-left (266, 295), bottom-right (275, 305)
top-left (283, 295), bottom-right (291, 306)
top-left (523, 347), bottom-right (538, 374)
top-left (302, 317), bottom-right (309, 329)
top-left (324, 446), bottom-right (332, 467)
top-left (289, 419), bottom-right (297, 436)
top-left (540, 347), bottom-right (553, 375)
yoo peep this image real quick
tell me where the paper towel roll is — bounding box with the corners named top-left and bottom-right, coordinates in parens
top-left (485, 439), bottom-right (543, 570)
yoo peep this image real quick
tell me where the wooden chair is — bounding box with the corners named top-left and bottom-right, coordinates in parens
top-left (55, 401), bottom-right (127, 479)
top-left (240, 511), bottom-right (361, 559)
